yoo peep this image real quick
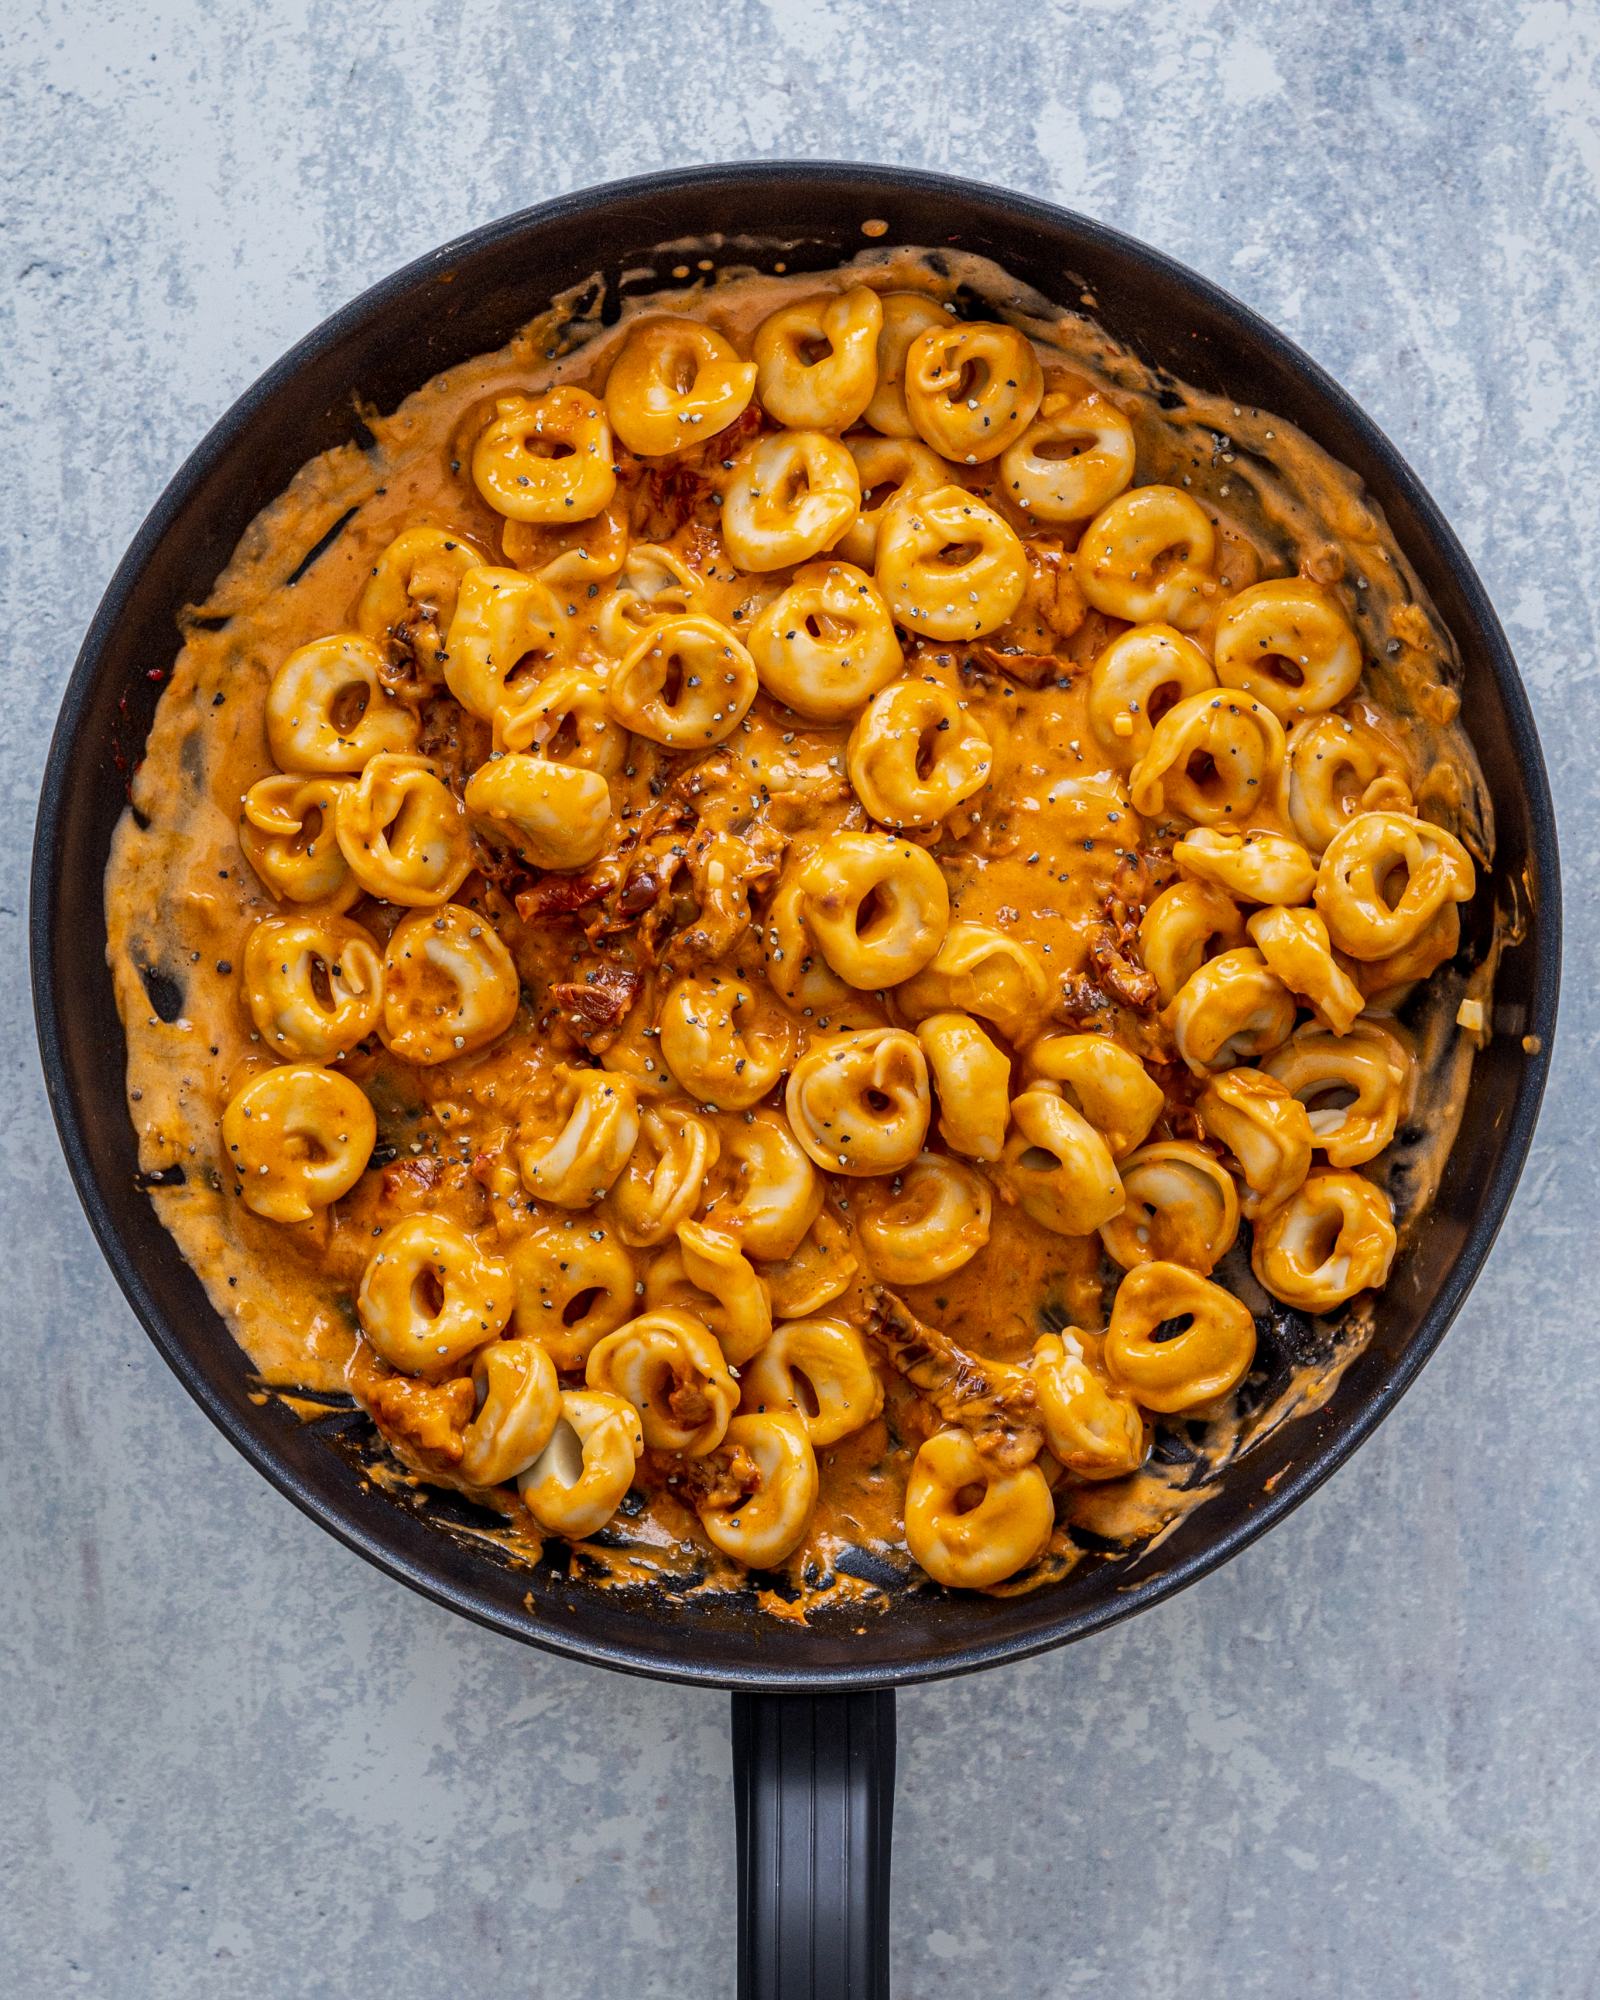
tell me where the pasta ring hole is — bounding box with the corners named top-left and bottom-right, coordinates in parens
top-left (863, 479), bottom-right (900, 511)
top-left (286, 1131), bottom-right (330, 1166)
top-left (947, 357), bottom-right (992, 404)
top-left (1149, 1313), bottom-right (1195, 1345)
top-left (913, 723), bottom-right (942, 780)
top-left (517, 431), bottom-right (575, 461)
top-left (504, 646), bottom-right (554, 691)
top-left (411, 1266), bottom-right (446, 1320)
top-left (545, 711), bottom-right (581, 759)
top-left (1376, 859), bottom-right (1409, 910)
top-left (931, 537), bottom-right (981, 570)
top-left (1033, 429), bottom-right (1095, 461)
top-left (1183, 748), bottom-right (1220, 792)
top-left (328, 680), bottom-right (373, 735)
top-left (563, 1284), bottom-right (604, 1326)
top-left (793, 1372), bottom-right (822, 1421)
top-left (797, 332), bottom-right (833, 366)
top-left (1017, 1144), bottom-right (1057, 1174)
top-left (1146, 679), bottom-right (1184, 727)
top-left (952, 1480), bottom-right (987, 1515)
top-left (306, 953), bottom-right (335, 1010)
top-left (1260, 651), bottom-right (1305, 688)
top-left (864, 1087), bottom-right (895, 1117)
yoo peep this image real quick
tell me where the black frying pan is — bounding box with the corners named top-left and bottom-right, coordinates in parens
top-left (30, 163), bottom-right (1560, 1999)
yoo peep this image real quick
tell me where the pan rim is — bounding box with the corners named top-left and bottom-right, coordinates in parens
top-left (30, 159), bottom-right (1561, 1691)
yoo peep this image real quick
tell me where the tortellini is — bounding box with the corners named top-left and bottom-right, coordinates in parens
top-left (1000, 389), bottom-right (1135, 523)
top-left (585, 1307), bottom-right (738, 1455)
top-left (902, 319), bottom-right (1043, 462)
top-left (701, 1109), bottom-right (822, 1261)
top-left (519, 1389), bottom-right (645, 1539)
top-left (862, 292), bottom-right (950, 437)
top-left (1130, 689), bottom-right (1288, 827)
top-left (1247, 904), bottom-right (1365, 1035)
top-left (239, 775), bottom-right (359, 908)
top-left (444, 565), bottom-right (568, 724)
top-left (794, 830), bottom-right (949, 989)
top-left (1022, 1034), bottom-right (1163, 1161)
top-left (518, 1066), bottom-right (640, 1208)
top-left (753, 286), bottom-right (883, 431)
top-left (874, 486), bottom-right (1028, 640)
top-left (1029, 1330), bottom-right (1147, 1481)
top-left (1078, 485), bottom-right (1217, 629)
top-left (659, 976), bottom-right (788, 1111)
top-left (905, 1431), bottom-right (1054, 1589)
top-left (380, 903), bottom-right (520, 1063)
top-left (471, 387), bottom-right (616, 523)
top-left (915, 1011), bottom-right (1011, 1161)
top-left (464, 751), bottom-right (612, 871)
top-left (1314, 811), bottom-right (1476, 960)
top-left (1196, 1067), bottom-right (1313, 1220)
top-left (747, 562), bottom-right (902, 721)
top-left (610, 1100), bottom-right (719, 1248)
top-left (242, 912), bottom-right (383, 1062)
top-left (459, 1339), bottom-right (561, 1487)
top-left (694, 1412), bottom-right (820, 1569)
top-left (856, 1152), bottom-right (992, 1284)
top-left (1287, 710), bottom-right (1414, 854)
top-left (1139, 881), bottom-right (1249, 1010)
top-left (358, 1214), bottom-right (515, 1380)
top-left (1251, 1170), bottom-right (1397, 1310)
top-left (506, 1222), bottom-right (637, 1370)
top-left (720, 431), bottom-right (860, 572)
top-left (739, 1316), bottom-right (883, 1447)
top-left (222, 1063), bottom-right (376, 1222)
top-left (357, 526), bottom-right (484, 681)
top-left (334, 753), bottom-right (474, 906)
top-left (1165, 947), bottom-right (1297, 1074)
top-left (1174, 828), bottom-right (1317, 908)
top-left (786, 1027), bottom-right (930, 1177)
top-left (1263, 1020), bottom-right (1413, 1167)
top-left (1213, 579), bottom-right (1363, 720)
top-left (1000, 1086), bottom-right (1124, 1236)
top-left (604, 316), bottom-right (756, 455)
top-left (834, 435), bottom-right (948, 570)
top-left (895, 923), bottom-right (1052, 1043)
top-left (1087, 624), bottom-right (1216, 770)
top-left (847, 678), bottom-right (992, 828)
top-left (265, 635), bottom-right (418, 774)
top-left (1098, 1141), bottom-right (1240, 1275)
top-left (1104, 1261), bottom-right (1257, 1414)
top-left (644, 1220), bottom-right (773, 1366)
top-left (609, 614), bottom-right (758, 747)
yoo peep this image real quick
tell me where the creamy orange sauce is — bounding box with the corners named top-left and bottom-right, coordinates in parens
top-left (105, 246), bottom-right (1490, 1612)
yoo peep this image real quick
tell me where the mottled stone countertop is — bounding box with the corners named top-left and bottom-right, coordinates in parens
top-left (2, 3), bottom-right (1596, 1994)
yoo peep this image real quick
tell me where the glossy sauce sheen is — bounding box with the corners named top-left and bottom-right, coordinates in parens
top-left (105, 247), bottom-right (1491, 1611)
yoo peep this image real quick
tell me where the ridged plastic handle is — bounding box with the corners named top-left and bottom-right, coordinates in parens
top-left (731, 1690), bottom-right (897, 2000)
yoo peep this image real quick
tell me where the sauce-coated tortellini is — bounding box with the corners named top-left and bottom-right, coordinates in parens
top-left (502, 494), bottom-right (631, 590)
top-left (1078, 484), bottom-right (1217, 630)
top-left (334, 753), bottom-right (474, 906)
top-left (519, 1389), bottom-right (644, 1539)
top-left (459, 1338), bottom-right (561, 1487)
top-left (720, 431), bottom-right (860, 572)
top-left (747, 561), bottom-right (902, 721)
top-left (496, 663), bottom-right (627, 772)
top-left (847, 678), bottom-right (993, 828)
top-left (265, 634), bottom-right (419, 774)
top-left (645, 1220), bottom-right (773, 1366)
top-left (585, 1307), bottom-right (738, 1455)
top-left (794, 830), bottom-right (949, 989)
top-left (380, 903), bottom-right (520, 1063)
top-left (1104, 1261), bottom-right (1256, 1414)
top-left (1287, 710), bottom-right (1414, 855)
top-left (1314, 811), bottom-right (1475, 960)
top-left (764, 871), bottom-right (884, 1027)
top-left (1247, 904), bottom-right (1365, 1035)
top-left (444, 565), bottom-right (568, 725)
top-left (239, 775), bottom-right (360, 908)
top-left (834, 435), bottom-right (948, 571)
top-left (1139, 880), bottom-right (1248, 1009)
top-left (1213, 579), bottom-right (1363, 720)
top-left (506, 1222), bottom-right (636, 1369)
top-left (895, 922), bottom-right (1052, 1043)
top-left (1251, 1170), bottom-right (1396, 1310)
top-left (222, 1063), bottom-right (376, 1222)
top-left (464, 751), bottom-right (612, 871)
top-left (610, 1100), bottom-right (719, 1249)
top-left (596, 541), bottom-right (702, 655)
top-left (785, 1026), bottom-right (931, 1177)
top-left (242, 912), bottom-right (383, 1062)
top-left (1129, 689), bottom-right (1288, 828)
top-left (902, 318), bottom-right (1044, 462)
top-left (758, 1210), bottom-right (858, 1320)
top-left (1028, 1329), bottom-right (1147, 1481)
top-left (357, 526), bottom-right (485, 681)
top-left (1087, 623), bottom-right (1217, 770)
top-left (1098, 1141), bottom-right (1240, 1275)
top-left (753, 285), bottom-right (882, 431)
top-left (862, 291), bottom-right (950, 436)
top-left (1001, 1086), bottom-right (1124, 1237)
top-left (603, 316), bottom-right (756, 456)
top-left (1263, 1020), bottom-right (1412, 1167)
top-left (1196, 1067), bottom-right (1314, 1219)
top-left (1164, 947), bottom-right (1296, 1075)
top-left (855, 1152), bottom-right (992, 1284)
top-left (471, 387), bottom-right (616, 523)
top-left (1174, 828), bottom-right (1317, 908)
top-left (659, 975), bottom-right (788, 1111)
top-left (905, 1431), bottom-right (1055, 1590)
top-left (609, 614), bottom-right (758, 747)
top-left (1022, 1034), bottom-right (1164, 1160)
top-left (915, 1011), bottom-right (1011, 1161)
top-left (358, 1214), bottom-right (514, 1380)
top-left (739, 1316), bottom-right (883, 1447)
top-left (518, 1066), bottom-right (640, 1208)
top-left (874, 486), bottom-right (1028, 640)
top-left (695, 1413), bottom-right (820, 1569)
top-left (1000, 389), bottom-right (1136, 523)
top-left (701, 1108), bottom-right (822, 1261)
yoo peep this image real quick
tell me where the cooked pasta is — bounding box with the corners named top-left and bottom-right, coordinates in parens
top-left (107, 245), bottom-right (1488, 1604)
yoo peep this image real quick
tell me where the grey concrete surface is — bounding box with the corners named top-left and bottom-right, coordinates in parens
top-left (2, 2), bottom-right (1596, 1994)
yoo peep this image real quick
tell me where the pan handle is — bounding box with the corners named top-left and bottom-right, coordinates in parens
top-left (731, 1689), bottom-right (897, 2000)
